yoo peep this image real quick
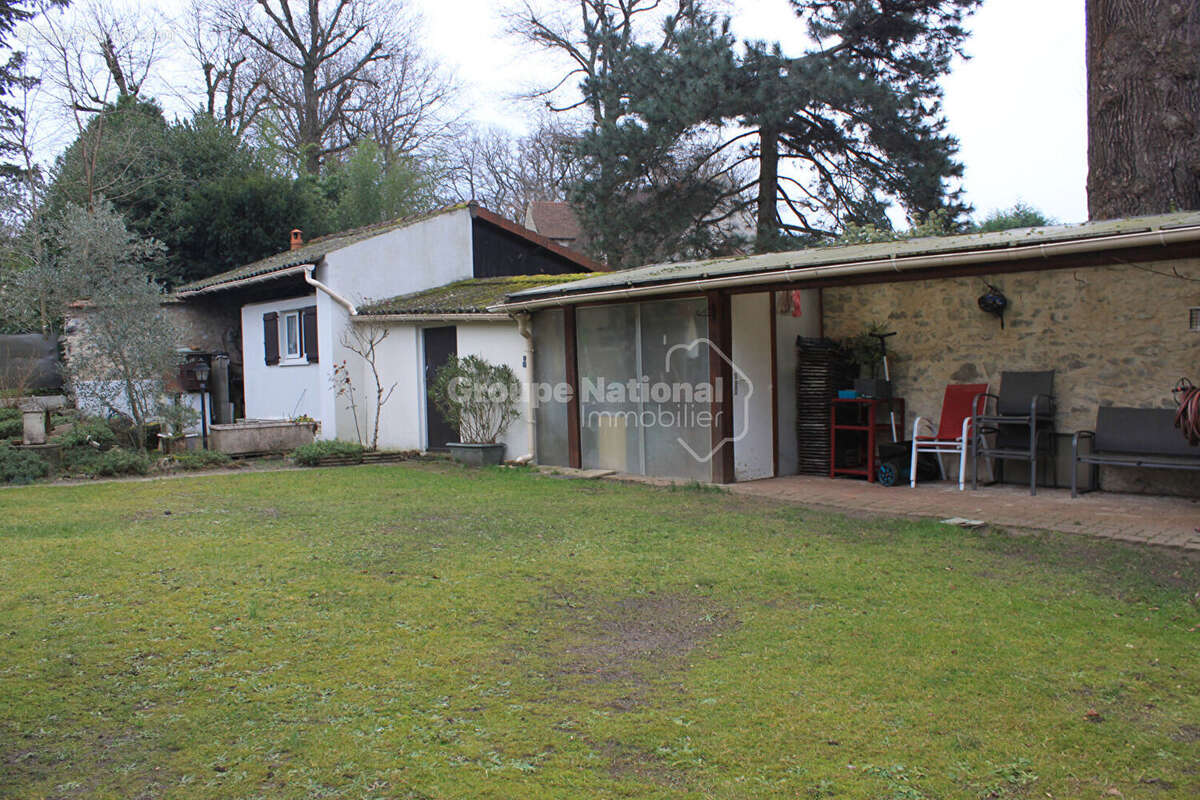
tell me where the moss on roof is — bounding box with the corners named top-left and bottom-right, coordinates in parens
top-left (358, 275), bottom-right (593, 316)
top-left (504, 210), bottom-right (1200, 303)
top-left (176, 204), bottom-right (472, 294)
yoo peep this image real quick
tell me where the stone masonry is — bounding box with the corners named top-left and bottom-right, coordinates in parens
top-left (822, 257), bottom-right (1200, 496)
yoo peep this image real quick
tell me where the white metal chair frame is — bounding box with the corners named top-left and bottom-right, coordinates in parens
top-left (910, 414), bottom-right (975, 491)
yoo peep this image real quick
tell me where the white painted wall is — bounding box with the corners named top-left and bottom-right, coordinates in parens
top-left (240, 293), bottom-right (325, 432)
top-left (363, 323), bottom-right (424, 450)
top-left (321, 207), bottom-right (475, 306)
top-left (456, 321), bottom-right (532, 459)
top-left (774, 289), bottom-right (822, 475)
top-left (237, 208), bottom-right (477, 443)
top-left (363, 318), bottom-right (532, 455)
top-left (731, 292), bottom-right (775, 482)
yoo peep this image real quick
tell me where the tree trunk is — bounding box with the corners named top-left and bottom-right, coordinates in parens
top-left (302, 67), bottom-right (321, 174)
top-left (1087, 0), bottom-right (1200, 219)
top-left (755, 126), bottom-right (779, 253)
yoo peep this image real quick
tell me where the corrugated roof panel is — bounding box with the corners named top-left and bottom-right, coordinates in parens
top-left (505, 211), bottom-right (1200, 302)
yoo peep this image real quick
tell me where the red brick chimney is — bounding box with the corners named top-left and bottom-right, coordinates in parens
top-left (290, 229), bottom-right (303, 251)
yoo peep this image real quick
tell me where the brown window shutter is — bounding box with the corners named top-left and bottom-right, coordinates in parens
top-left (263, 312), bottom-right (279, 365)
top-left (302, 306), bottom-right (318, 363)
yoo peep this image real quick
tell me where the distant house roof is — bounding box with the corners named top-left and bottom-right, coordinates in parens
top-left (175, 202), bottom-right (599, 297)
top-left (494, 210), bottom-right (1200, 310)
top-left (525, 200), bottom-right (587, 249)
top-left (357, 274), bottom-right (593, 318)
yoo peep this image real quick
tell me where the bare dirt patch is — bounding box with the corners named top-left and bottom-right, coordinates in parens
top-left (557, 591), bottom-right (736, 686)
top-left (602, 739), bottom-right (693, 788)
top-left (1170, 724), bottom-right (1200, 743)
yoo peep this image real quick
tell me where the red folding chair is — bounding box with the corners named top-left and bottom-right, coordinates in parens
top-left (910, 383), bottom-right (989, 490)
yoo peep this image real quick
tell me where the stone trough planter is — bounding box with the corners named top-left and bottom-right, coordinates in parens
top-left (210, 419), bottom-right (318, 456)
top-left (447, 442), bottom-right (506, 467)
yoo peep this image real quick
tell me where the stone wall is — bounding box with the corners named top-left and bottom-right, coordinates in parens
top-left (166, 300), bottom-right (242, 363)
top-left (64, 300), bottom-right (241, 380)
top-left (822, 256), bottom-right (1200, 495)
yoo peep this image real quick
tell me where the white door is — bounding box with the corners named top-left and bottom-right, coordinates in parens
top-left (731, 293), bottom-right (775, 481)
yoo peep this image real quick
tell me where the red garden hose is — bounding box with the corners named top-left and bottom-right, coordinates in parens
top-left (1174, 379), bottom-right (1200, 446)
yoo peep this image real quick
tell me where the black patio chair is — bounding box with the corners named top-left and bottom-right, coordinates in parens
top-left (971, 370), bottom-right (1056, 496)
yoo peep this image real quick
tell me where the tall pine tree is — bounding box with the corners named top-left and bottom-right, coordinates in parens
top-left (735, 0), bottom-right (980, 251)
top-left (523, 0), bottom-right (980, 262)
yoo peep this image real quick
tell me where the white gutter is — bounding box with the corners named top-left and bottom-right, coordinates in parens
top-left (304, 265), bottom-right (357, 315)
top-left (513, 311), bottom-right (535, 464)
top-left (351, 312), bottom-right (510, 324)
top-left (491, 224), bottom-right (1200, 312)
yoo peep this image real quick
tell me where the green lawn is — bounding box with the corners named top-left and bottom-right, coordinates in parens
top-left (1, 464), bottom-right (1197, 799)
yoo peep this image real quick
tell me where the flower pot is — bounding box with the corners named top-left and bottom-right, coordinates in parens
top-left (853, 378), bottom-right (891, 399)
top-left (447, 442), bottom-right (506, 467)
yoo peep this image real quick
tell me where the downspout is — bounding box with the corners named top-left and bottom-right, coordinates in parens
top-left (303, 265), bottom-right (357, 315)
top-left (303, 263), bottom-right (355, 444)
top-left (514, 311), bottom-right (536, 464)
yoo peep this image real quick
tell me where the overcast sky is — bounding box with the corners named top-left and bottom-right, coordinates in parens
top-left (60, 0), bottom-right (1088, 226)
top-left (412, 0), bottom-right (1089, 225)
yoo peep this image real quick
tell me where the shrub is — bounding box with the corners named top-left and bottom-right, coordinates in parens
top-left (54, 417), bottom-right (119, 449)
top-left (428, 355), bottom-right (520, 444)
top-left (67, 447), bottom-right (151, 477)
top-left (0, 408), bottom-right (20, 440)
top-left (50, 409), bottom-right (78, 429)
top-left (171, 450), bottom-right (232, 471)
top-left (0, 444), bottom-right (50, 484)
top-left (291, 440), bottom-right (364, 466)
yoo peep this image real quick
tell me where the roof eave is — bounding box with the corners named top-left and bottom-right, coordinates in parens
top-left (175, 264), bottom-right (314, 297)
top-left (353, 311), bottom-right (512, 323)
top-left (469, 203), bottom-right (604, 273)
top-left (490, 224), bottom-right (1200, 312)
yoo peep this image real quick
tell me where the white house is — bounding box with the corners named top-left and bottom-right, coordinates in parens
top-left (173, 203), bottom-right (597, 450)
top-left (351, 274), bottom-right (591, 456)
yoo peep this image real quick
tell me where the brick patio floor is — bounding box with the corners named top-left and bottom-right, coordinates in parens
top-left (539, 467), bottom-right (1200, 552)
top-left (727, 475), bottom-right (1200, 552)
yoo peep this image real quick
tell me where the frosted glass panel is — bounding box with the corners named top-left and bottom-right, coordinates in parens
top-left (640, 299), bottom-right (711, 481)
top-left (532, 309), bottom-right (569, 466)
top-left (573, 298), bottom-right (713, 480)
top-left (577, 304), bottom-right (640, 473)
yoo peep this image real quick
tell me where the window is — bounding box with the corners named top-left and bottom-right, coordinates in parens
top-left (1191, 307), bottom-right (1200, 332)
top-left (284, 311), bottom-right (301, 358)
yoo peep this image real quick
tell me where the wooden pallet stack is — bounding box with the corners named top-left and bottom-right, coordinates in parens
top-left (795, 337), bottom-right (849, 475)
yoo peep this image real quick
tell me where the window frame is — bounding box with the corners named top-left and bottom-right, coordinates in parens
top-left (282, 310), bottom-right (304, 362)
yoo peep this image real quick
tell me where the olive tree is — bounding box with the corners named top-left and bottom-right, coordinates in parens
top-left (53, 201), bottom-right (179, 450)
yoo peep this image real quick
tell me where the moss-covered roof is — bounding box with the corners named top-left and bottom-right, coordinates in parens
top-left (358, 275), bottom-right (593, 316)
top-left (502, 210), bottom-right (1200, 305)
top-left (175, 204), bottom-right (472, 294)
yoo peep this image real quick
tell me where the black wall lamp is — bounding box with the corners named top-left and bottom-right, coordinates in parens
top-left (978, 282), bottom-right (1009, 329)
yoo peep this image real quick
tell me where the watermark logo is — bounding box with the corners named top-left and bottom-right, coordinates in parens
top-left (446, 338), bottom-right (753, 466)
top-left (665, 338), bottom-right (753, 463)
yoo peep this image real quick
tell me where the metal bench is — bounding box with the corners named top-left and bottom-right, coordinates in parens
top-left (1071, 406), bottom-right (1200, 497)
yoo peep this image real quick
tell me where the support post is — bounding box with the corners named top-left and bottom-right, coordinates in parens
top-left (707, 291), bottom-right (735, 484)
top-left (199, 387), bottom-right (209, 450)
top-left (564, 305), bottom-right (581, 469)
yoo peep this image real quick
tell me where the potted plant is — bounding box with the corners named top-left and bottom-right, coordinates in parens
top-left (429, 355), bottom-right (520, 466)
top-left (843, 322), bottom-right (894, 399)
